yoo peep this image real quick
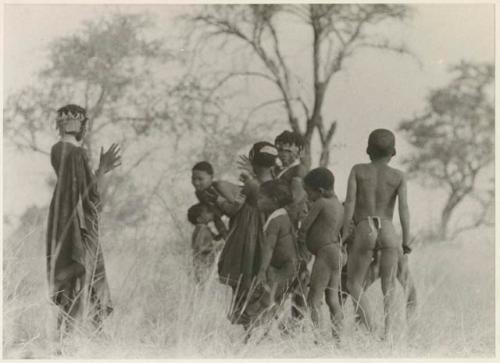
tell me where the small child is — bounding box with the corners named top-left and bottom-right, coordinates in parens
top-left (341, 128), bottom-right (411, 339)
top-left (242, 180), bottom-right (299, 330)
top-left (298, 167), bottom-right (345, 338)
top-left (191, 161), bottom-right (243, 238)
top-left (187, 203), bottom-right (222, 283)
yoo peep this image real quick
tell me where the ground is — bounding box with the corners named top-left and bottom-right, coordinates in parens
top-left (3, 222), bottom-right (494, 358)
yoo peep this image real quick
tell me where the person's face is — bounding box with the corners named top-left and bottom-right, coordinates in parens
top-left (304, 183), bottom-right (321, 202)
top-left (191, 170), bottom-right (213, 192)
top-left (199, 208), bottom-right (214, 224)
top-left (75, 120), bottom-right (88, 141)
top-left (257, 192), bottom-right (278, 213)
top-left (276, 143), bottom-right (299, 167)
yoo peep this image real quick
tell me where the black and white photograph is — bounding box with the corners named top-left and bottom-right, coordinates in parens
top-left (2, 1), bottom-right (495, 359)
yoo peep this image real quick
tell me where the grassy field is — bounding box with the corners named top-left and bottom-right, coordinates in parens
top-left (3, 215), bottom-right (495, 358)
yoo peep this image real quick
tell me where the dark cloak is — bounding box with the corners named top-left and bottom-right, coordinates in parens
top-left (46, 141), bottom-right (112, 323)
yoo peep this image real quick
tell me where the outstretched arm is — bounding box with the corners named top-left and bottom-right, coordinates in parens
top-left (398, 174), bottom-right (411, 254)
top-left (342, 167), bottom-right (357, 244)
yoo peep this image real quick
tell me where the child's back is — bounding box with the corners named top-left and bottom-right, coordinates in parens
top-left (352, 162), bottom-right (403, 223)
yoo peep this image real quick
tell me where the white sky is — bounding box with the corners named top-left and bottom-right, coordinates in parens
top-left (2, 4), bottom-right (495, 233)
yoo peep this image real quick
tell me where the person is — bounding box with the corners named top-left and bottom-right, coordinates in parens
top-left (187, 203), bottom-right (223, 283)
top-left (192, 161), bottom-right (243, 238)
top-left (298, 167), bottom-right (345, 339)
top-left (217, 142), bottom-right (278, 327)
top-left (46, 104), bottom-right (121, 333)
top-left (274, 130), bottom-right (310, 322)
top-left (339, 222), bottom-right (417, 324)
top-left (242, 180), bottom-right (299, 331)
top-left (341, 128), bottom-right (411, 339)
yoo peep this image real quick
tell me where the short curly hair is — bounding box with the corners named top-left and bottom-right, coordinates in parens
top-left (303, 167), bottom-right (334, 192)
top-left (366, 129), bottom-right (396, 161)
top-left (259, 180), bottom-right (293, 208)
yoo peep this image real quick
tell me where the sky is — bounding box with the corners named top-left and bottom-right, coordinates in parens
top-left (2, 3), bottom-right (495, 233)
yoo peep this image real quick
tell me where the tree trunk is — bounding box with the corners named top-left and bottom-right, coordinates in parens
top-left (319, 142), bottom-right (331, 167)
top-left (439, 189), bottom-right (466, 240)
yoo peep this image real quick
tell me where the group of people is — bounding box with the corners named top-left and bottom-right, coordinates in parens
top-left (45, 103), bottom-right (416, 343)
top-left (188, 129), bottom-right (417, 340)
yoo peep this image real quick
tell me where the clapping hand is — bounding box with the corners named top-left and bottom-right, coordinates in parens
top-left (98, 143), bottom-right (121, 174)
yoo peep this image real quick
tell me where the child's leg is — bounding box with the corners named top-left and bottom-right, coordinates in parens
top-left (307, 254), bottom-right (330, 328)
top-left (291, 261), bottom-right (308, 320)
top-left (378, 221), bottom-right (401, 339)
top-left (325, 253), bottom-right (344, 338)
top-left (346, 220), bottom-right (377, 331)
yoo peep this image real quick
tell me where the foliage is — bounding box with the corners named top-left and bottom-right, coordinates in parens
top-left (398, 61), bottom-right (494, 238)
top-left (185, 4), bottom-right (415, 166)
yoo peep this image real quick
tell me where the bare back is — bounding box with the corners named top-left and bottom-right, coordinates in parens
top-left (352, 162), bottom-right (403, 222)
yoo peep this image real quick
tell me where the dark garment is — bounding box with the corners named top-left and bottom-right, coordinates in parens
top-left (217, 180), bottom-right (264, 324)
top-left (46, 141), bottom-right (112, 325)
top-left (275, 163), bottom-right (310, 319)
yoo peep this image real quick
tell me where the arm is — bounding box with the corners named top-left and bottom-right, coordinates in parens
top-left (297, 200), bottom-right (323, 243)
top-left (398, 173), bottom-right (411, 254)
top-left (341, 167), bottom-right (357, 244)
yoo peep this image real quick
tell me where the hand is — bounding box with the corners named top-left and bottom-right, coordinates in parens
top-left (98, 143), bottom-right (121, 174)
top-left (403, 244), bottom-right (412, 254)
top-left (239, 171), bottom-right (253, 184)
top-left (237, 155), bottom-right (253, 174)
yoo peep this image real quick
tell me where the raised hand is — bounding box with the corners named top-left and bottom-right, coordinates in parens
top-left (98, 143), bottom-right (122, 174)
top-left (237, 155), bottom-right (254, 175)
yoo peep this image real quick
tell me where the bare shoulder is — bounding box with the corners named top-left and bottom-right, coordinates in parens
top-left (351, 163), bottom-right (370, 174)
top-left (386, 165), bottom-right (406, 182)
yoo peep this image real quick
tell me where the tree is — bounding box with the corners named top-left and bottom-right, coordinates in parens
top-left (185, 4), bottom-right (415, 167)
top-left (398, 61), bottom-right (494, 239)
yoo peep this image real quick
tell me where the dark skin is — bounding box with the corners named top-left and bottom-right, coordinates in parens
top-left (298, 185), bottom-right (344, 334)
top-left (342, 156), bottom-right (410, 338)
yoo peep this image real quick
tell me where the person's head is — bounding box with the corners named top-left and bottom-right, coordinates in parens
top-left (274, 131), bottom-right (304, 167)
top-left (187, 203), bottom-right (214, 225)
top-left (56, 104), bottom-right (88, 141)
top-left (191, 161), bottom-right (214, 192)
top-left (249, 141), bottom-right (278, 173)
top-left (257, 180), bottom-right (293, 213)
top-left (303, 167), bottom-right (335, 201)
top-left (366, 129), bottom-right (396, 161)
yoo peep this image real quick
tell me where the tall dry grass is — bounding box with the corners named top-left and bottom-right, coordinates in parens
top-left (3, 209), bottom-right (494, 358)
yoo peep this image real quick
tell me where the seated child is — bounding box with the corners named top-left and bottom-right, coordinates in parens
top-left (187, 203), bottom-right (223, 283)
top-left (191, 161), bottom-right (244, 238)
top-left (298, 167), bottom-right (345, 338)
top-left (242, 180), bottom-right (299, 329)
top-left (341, 128), bottom-right (411, 339)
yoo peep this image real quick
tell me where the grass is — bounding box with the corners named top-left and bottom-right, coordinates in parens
top-left (3, 214), bottom-right (495, 358)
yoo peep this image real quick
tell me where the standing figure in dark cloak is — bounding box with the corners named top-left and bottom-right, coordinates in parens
top-left (218, 142), bottom-right (278, 327)
top-left (46, 104), bottom-right (121, 332)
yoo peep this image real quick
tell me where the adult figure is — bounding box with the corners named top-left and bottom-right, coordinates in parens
top-left (46, 104), bottom-right (121, 332)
